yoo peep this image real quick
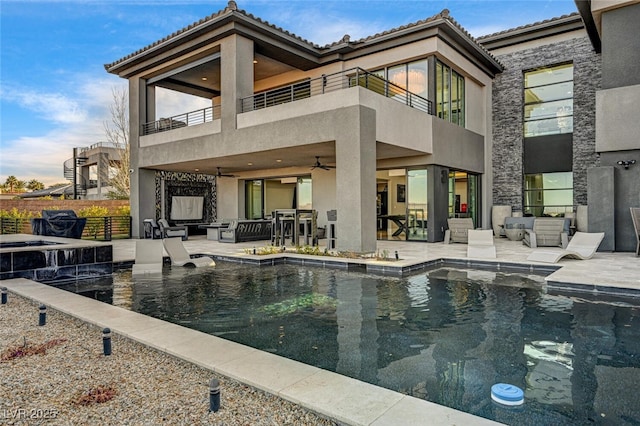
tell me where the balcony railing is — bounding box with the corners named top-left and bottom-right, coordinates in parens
top-left (141, 106), bottom-right (219, 136)
top-left (241, 67), bottom-right (433, 115)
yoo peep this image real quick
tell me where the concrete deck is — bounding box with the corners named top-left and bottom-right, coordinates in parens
top-left (3, 235), bottom-right (639, 425)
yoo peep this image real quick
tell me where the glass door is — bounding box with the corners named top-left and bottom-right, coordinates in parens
top-left (407, 168), bottom-right (428, 241)
top-left (467, 174), bottom-right (479, 229)
top-left (448, 171), bottom-right (479, 227)
top-left (245, 180), bottom-right (263, 219)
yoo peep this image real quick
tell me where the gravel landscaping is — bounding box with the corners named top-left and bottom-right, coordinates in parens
top-left (0, 293), bottom-right (337, 425)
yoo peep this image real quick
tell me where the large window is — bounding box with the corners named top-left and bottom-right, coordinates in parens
top-left (524, 63), bottom-right (573, 137)
top-left (436, 60), bottom-right (465, 126)
top-left (524, 172), bottom-right (573, 217)
top-left (371, 59), bottom-right (428, 99)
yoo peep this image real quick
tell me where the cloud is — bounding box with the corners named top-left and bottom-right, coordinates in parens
top-left (0, 75), bottom-right (127, 186)
top-left (155, 88), bottom-right (211, 118)
top-left (255, 2), bottom-right (390, 46)
top-left (1, 86), bottom-right (87, 124)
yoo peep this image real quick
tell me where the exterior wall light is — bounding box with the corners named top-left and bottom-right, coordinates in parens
top-left (617, 160), bottom-right (636, 169)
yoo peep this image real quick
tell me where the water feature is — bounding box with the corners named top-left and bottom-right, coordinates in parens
top-left (58, 263), bottom-right (640, 425)
top-left (0, 240), bottom-right (62, 249)
top-left (0, 234), bottom-right (112, 281)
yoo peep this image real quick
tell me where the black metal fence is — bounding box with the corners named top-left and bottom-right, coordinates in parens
top-left (0, 216), bottom-right (132, 241)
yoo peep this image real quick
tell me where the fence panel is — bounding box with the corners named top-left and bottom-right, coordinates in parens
top-left (0, 216), bottom-right (131, 241)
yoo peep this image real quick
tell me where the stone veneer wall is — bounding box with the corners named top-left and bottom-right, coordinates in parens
top-left (490, 36), bottom-right (601, 212)
top-left (154, 171), bottom-right (217, 223)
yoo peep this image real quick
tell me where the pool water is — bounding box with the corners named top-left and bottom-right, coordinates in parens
top-left (59, 263), bottom-right (640, 425)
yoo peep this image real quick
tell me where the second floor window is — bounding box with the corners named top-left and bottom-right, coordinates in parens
top-left (436, 60), bottom-right (465, 127)
top-left (524, 63), bottom-right (574, 137)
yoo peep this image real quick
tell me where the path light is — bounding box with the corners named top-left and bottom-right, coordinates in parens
top-left (38, 305), bottom-right (47, 326)
top-left (103, 328), bottom-right (112, 356)
top-left (209, 378), bottom-right (220, 412)
top-left (1, 287), bottom-right (7, 304)
top-left (395, 250), bottom-right (399, 260)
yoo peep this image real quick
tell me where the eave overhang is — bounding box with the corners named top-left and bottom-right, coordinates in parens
top-left (106, 5), bottom-right (503, 80)
top-left (478, 13), bottom-right (588, 52)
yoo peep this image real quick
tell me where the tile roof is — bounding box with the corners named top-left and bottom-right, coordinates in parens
top-left (105, 2), bottom-right (497, 71)
top-left (477, 12), bottom-right (581, 40)
top-left (104, 1), bottom-right (321, 71)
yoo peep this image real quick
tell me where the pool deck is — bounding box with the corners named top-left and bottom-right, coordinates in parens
top-left (3, 236), bottom-right (640, 425)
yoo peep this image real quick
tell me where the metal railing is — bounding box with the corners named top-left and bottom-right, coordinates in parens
top-left (82, 216), bottom-right (132, 241)
top-left (141, 106), bottom-right (219, 135)
top-left (0, 216), bottom-right (132, 241)
top-left (0, 218), bottom-right (32, 235)
top-left (241, 67), bottom-right (433, 115)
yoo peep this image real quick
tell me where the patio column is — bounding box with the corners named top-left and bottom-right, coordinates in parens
top-left (129, 77), bottom-right (155, 238)
top-left (220, 35), bottom-right (254, 132)
top-left (335, 105), bottom-right (377, 252)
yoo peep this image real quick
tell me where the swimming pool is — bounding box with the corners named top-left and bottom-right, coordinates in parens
top-left (59, 263), bottom-right (640, 425)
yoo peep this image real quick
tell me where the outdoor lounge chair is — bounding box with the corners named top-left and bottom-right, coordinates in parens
top-left (132, 239), bottom-right (164, 275)
top-left (526, 232), bottom-right (605, 263)
top-left (143, 219), bottom-right (162, 239)
top-left (158, 218), bottom-right (188, 241)
top-left (631, 208), bottom-right (640, 256)
top-left (163, 237), bottom-right (215, 267)
top-left (467, 229), bottom-right (496, 259)
top-left (444, 218), bottom-right (474, 244)
top-left (522, 218), bottom-right (568, 249)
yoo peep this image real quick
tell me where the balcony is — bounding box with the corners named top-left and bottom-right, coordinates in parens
top-left (241, 67), bottom-right (433, 115)
top-left (141, 106), bottom-right (219, 136)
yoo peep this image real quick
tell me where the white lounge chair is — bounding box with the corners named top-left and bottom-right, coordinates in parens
top-left (163, 237), bottom-right (215, 267)
top-left (527, 232), bottom-right (605, 263)
top-left (467, 229), bottom-right (496, 259)
top-left (132, 239), bottom-right (163, 275)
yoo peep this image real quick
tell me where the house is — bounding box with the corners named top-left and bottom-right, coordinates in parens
top-left (105, 0), bottom-right (640, 252)
top-left (480, 0), bottom-right (639, 252)
top-left (62, 142), bottom-right (126, 200)
top-left (19, 184), bottom-right (73, 199)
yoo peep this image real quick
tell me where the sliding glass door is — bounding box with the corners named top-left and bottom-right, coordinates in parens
top-left (407, 168), bottom-right (428, 241)
top-left (448, 171), bottom-right (479, 227)
top-left (245, 180), bottom-right (263, 219)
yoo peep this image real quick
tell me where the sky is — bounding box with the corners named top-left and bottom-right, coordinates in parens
top-left (0, 0), bottom-right (579, 187)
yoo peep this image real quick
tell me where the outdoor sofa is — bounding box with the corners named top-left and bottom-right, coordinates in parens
top-left (219, 219), bottom-right (272, 243)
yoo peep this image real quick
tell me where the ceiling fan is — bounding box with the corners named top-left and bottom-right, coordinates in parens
top-left (311, 156), bottom-right (336, 171)
top-left (215, 167), bottom-right (235, 178)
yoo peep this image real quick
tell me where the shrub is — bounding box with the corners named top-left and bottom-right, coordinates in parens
top-left (0, 208), bottom-right (40, 219)
top-left (78, 206), bottom-right (110, 239)
top-left (114, 205), bottom-right (130, 216)
top-left (77, 206), bottom-right (109, 217)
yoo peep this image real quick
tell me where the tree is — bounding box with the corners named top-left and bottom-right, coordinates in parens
top-left (26, 179), bottom-right (45, 191)
top-left (2, 176), bottom-right (26, 193)
top-left (104, 87), bottom-right (130, 200)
